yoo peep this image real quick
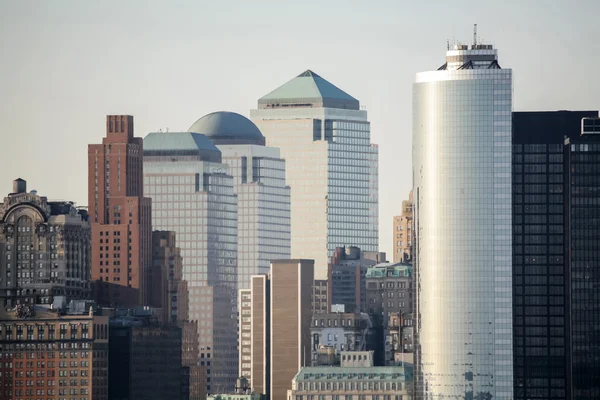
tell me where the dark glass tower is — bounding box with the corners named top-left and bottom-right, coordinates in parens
top-left (565, 117), bottom-right (600, 400)
top-left (512, 111), bottom-right (598, 400)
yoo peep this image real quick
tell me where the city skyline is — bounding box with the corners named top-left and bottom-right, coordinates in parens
top-left (3, 1), bottom-right (600, 256)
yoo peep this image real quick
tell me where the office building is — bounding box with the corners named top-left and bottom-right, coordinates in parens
top-left (88, 115), bottom-right (152, 307)
top-left (329, 246), bottom-right (385, 313)
top-left (244, 260), bottom-right (313, 399)
top-left (109, 310), bottom-right (184, 400)
top-left (287, 356), bottom-right (413, 400)
top-left (393, 190), bottom-right (413, 263)
top-left (310, 312), bottom-right (373, 365)
top-left (512, 111), bottom-right (598, 399)
top-left (143, 131), bottom-right (238, 393)
top-left (251, 70), bottom-right (379, 279)
top-left (188, 111), bottom-right (291, 290)
top-left (270, 259), bottom-right (313, 400)
top-left (413, 39), bottom-right (513, 399)
top-left (565, 116), bottom-right (600, 399)
top-left (0, 302), bottom-right (109, 400)
top-left (151, 230), bottom-right (188, 324)
top-left (0, 179), bottom-right (91, 307)
top-left (312, 279), bottom-right (329, 315)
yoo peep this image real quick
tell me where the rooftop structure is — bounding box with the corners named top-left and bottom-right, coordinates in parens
top-left (189, 111), bottom-right (265, 146)
top-left (258, 70), bottom-right (359, 110)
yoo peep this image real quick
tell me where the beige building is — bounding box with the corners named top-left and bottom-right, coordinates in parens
top-left (243, 260), bottom-right (313, 399)
top-left (251, 71), bottom-right (379, 280)
top-left (392, 191), bottom-right (413, 263)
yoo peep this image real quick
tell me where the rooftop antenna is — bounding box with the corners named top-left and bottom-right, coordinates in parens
top-left (447, 39), bottom-right (450, 51)
top-left (473, 24), bottom-right (478, 46)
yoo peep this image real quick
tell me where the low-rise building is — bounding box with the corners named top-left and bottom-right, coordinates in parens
top-left (310, 312), bottom-right (373, 366)
top-left (0, 301), bottom-right (109, 400)
top-left (287, 356), bottom-right (413, 400)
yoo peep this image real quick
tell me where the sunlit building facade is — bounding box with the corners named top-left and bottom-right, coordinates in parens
top-left (251, 70), bottom-right (378, 279)
top-left (413, 43), bottom-right (513, 399)
top-left (142, 132), bottom-right (238, 393)
top-left (189, 111), bottom-right (291, 290)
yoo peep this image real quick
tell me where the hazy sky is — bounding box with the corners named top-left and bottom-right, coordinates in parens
top-left (1, 0), bottom-right (599, 256)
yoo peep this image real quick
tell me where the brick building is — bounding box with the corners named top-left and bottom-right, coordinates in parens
top-left (88, 115), bottom-right (152, 307)
top-left (0, 302), bottom-right (109, 400)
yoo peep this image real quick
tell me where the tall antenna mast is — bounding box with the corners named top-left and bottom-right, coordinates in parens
top-left (473, 24), bottom-right (478, 46)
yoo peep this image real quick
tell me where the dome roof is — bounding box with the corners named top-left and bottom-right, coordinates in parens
top-left (188, 111), bottom-right (265, 145)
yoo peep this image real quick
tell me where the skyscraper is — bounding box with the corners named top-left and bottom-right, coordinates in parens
top-left (565, 117), bottom-right (600, 400)
top-left (142, 131), bottom-right (238, 393)
top-left (512, 110), bottom-right (597, 400)
top-left (88, 115), bottom-right (152, 307)
top-left (251, 70), bottom-right (378, 279)
top-left (188, 111), bottom-right (291, 290)
top-left (413, 41), bottom-right (513, 399)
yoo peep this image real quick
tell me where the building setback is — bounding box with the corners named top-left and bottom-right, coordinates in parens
top-left (251, 70), bottom-right (379, 279)
top-left (0, 179), bottom-right (91, 307)
top-left (88, 115), bottom-right (152, 307)
top-left (413, 40), bottom-right (514, 399)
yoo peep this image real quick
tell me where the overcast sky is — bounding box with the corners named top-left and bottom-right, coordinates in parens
top-left (1, 0), bottom-right (599, 256)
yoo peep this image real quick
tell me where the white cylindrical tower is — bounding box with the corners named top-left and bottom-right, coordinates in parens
top-left (413, 43), bottom-right (513, 400)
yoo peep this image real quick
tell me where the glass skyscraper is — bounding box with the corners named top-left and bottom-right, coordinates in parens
top-left (413, 43), bottom-right (513, 399)
top-left (142, 132), bottom-right (238, 393)
top-left (512, 111), bottom-right (597, 400)
top-left (251, 70), bottom-right (378, 279)
top-left (188, 111), bottom-right (291, 290)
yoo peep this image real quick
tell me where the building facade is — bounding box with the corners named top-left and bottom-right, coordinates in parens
top-left (109, 311), bottom-right (184, 400)
top-left (143, 131), bottom-right (238, 393)
top-left (329, 246), bottom-right (385, 314)
top-left (248, 275), bottom-right (269, 395)
top-left (270, 260), bottom-right (313, 400)
top-left (310, 312), bottom-right (373, 365)
top-left (188, 111), bottom-right (291, 290)
top-left (0, 179), bottom-right (91, 307)
top-left (512, 110), bottom-right (598, 399)
top-left (88, 115), bottom-right (152, 307)
top-left (413, 42), bottom-right (513, 399)
top-left (0, 303), bottom-right (109, 400)
top-left (393, 191), bottom-right (413, 263)
top-left (565, 117), bottom-right (600, 400)
top-left (365, 262), bottom-right (412, 323)
top-left (251, 70), bottom-right (379, 279)
top-left (151, 230), bottom-right (188, 324)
